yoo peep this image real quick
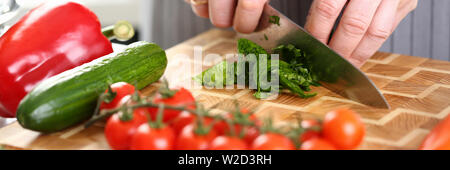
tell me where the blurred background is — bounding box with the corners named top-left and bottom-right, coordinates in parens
top-left (2, 0), bottom-right (450, 61)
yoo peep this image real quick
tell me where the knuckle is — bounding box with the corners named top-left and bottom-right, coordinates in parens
top-left (315, 0), bottom-right (341, 18)
top-left (241, 0), bottom-right (266, 11)
top-left (341, 16), bottom-right (370, 36)
top-left (367, 27), bottom-right (391, 41)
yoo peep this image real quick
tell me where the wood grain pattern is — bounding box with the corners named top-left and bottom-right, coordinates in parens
top-left (1, 29), bottom-right (450, 150)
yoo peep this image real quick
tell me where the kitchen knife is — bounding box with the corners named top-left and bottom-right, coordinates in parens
top-left (237, 4), bottom-right (390, 109)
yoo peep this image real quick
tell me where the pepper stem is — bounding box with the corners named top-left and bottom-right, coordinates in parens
top-left (102, 20), bottom-right (135, 41)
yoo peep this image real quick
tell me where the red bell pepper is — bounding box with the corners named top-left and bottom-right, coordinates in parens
top-left (0, 2), bottom-right (113, 117)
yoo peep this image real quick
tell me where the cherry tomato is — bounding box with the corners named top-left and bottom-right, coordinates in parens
top-left (209, 136), bottom-right (248, 150)
top-left (172, 110), bottom-right (260, 146)
top-left (170, 111), bottom-right (214, 134)
top-left (104, 108), bottom-right (148, 150)
top-left (420, 115), bottom-right (450, 150)
top-left (300, 138), bottom-right (337, 150)
top-left (300, 131), bottom-right (321, 143)
top-left (242, 126), bottom-right (260, 145)
top-left (301, 119), bottom-right (320, 129)
top-left (251, 133), bottom-right (296, 150)
top-left (148, 88), bottom-right (195, 122)
top-left (170, 111), bottom-right (196, 134)
top-left (212, 109), bottom-right (261, 145)
top-left (299, 119), bottom-right (321, 142)
top-left (130, 124), bottom-right (176, 150)
top-left (100, 82), bottom-right (136, 110)
top-left (213, 109), bottom-right (251, 134)
top-left (175, 124), bottom-right (218, 150)
top-left (322, 109), bottom-right (365, 150)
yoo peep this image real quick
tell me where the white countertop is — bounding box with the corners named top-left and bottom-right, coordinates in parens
top-left (0, 118), bottom-right (16, 128)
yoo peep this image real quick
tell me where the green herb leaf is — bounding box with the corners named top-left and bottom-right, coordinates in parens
top-left (193, 61), bottom-right (235, 87)
top-left (269, 15), bottom-right (281, 26)
top-left (193, 38), bottom-right (318, 99)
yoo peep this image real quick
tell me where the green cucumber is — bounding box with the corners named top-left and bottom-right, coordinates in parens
top-left (16, 41), bottom-right (167, 132)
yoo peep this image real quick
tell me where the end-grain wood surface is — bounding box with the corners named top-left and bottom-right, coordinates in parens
top-left (1, 29), bottom-right (450, 150)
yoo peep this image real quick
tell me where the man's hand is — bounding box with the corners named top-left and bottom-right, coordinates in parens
top-left (185, 0), bottom-right (267, 33)
top-left (186, 0), bottom-right (418, 67)
top-left (305, 0), bottom-right (417, 67)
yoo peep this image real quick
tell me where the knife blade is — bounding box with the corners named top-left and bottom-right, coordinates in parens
top-left (237, 4), bottom-right (390, 109)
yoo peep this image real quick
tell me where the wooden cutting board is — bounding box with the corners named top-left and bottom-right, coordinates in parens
top-left (1, 29), bottom-right (450, 150)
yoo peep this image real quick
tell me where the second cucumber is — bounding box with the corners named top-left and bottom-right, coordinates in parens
top-left (17, 41), bottom-right (167, 132)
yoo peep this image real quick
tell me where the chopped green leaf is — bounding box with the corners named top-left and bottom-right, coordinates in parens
top-left (238, 38), bottom-right (274, 98)
top-left (193, 38), bottom-right (318, 99)
top-left (238, 38), bottom-right (269, 56)
top-left (264, 34), bottom-right (269, 40)
top-left (269, 15), bottom-right (280, 26)
top-left (193, 61), bottom-right (236, 87)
